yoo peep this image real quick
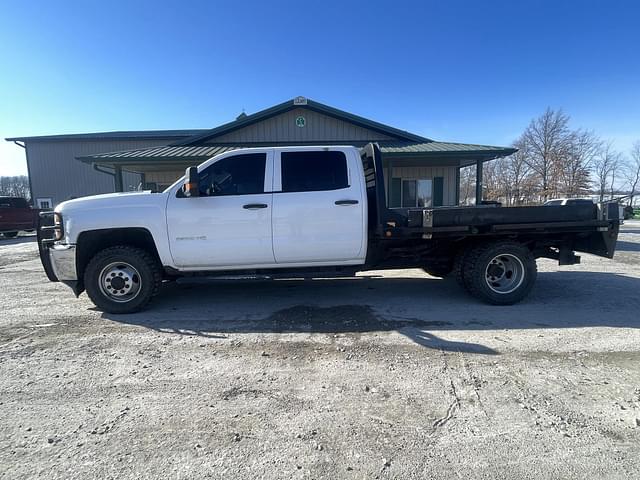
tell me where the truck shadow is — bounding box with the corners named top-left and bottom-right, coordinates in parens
top-left (101, 270), bottom-right (640, 354)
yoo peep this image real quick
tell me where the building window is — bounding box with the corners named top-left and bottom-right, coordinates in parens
top-left (281, 151), bottom-right (348, 192)
top-left (391, 178), bottom-right (433, 208)
top-left (36, 198), bottom-right (53, 209)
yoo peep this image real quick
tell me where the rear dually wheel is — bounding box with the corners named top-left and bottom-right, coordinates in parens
top-left (463, 242), bottom-right (537, 305)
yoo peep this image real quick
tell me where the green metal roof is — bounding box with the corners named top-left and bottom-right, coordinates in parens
top-left (79, 145), bottom-right (238, 162)
top-left (379, 141), bottom-right (516, 156)
top-left (77, 141), bottom-right (515, 165)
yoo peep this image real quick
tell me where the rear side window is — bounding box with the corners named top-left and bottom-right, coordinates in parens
top-left (198, 153), bottom-right (266, 196)
top-left (281, 151), bottom-right (348, 193)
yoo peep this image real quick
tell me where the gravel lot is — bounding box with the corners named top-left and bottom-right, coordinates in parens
top-left (1, 222), bottom-right (639, 479)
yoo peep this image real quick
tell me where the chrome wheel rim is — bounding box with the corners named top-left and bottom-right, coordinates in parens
top-left (484, 254), bottom-right (525, 294)
top-left (98, 262), bottom-right (142, 303)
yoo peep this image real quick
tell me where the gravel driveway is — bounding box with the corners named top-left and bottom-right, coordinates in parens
top-left (1, 222), bottom-right (639, 479)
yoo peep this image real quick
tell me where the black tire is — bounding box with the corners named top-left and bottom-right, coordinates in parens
top-left (453, 248), bottom-right (471, 288)
top-left (463, 242), bottom-right (537, 305)
top-left (2, 231), bottom-right (18, 238)
top-left (84, 246), bottom-right (162, 314)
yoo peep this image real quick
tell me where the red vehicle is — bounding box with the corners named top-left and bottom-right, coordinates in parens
top-left (0, 197), bottom-right (40, 238)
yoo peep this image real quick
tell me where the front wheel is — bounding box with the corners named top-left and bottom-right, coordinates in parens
top-left (84, 246), bottom-right (162, 314)
top-left (464, 242), bottom-right (537, 305)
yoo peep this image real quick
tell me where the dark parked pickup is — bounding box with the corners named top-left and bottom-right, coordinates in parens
top-left (0, 197), bottom-right (39, 238)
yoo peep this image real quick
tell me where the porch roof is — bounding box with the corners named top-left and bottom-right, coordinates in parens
top-left (77, 141), bottom-right (515, 171)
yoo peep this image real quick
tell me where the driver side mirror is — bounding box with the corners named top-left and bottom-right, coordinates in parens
top-left (183, 166), bottom-right (199, 197)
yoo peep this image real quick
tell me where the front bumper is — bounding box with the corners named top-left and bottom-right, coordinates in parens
top-left (38, 213), bottom-right (83, 296)
top-left (49, 244), bottom-right (77, 281)
top-left (37, 211), bottom-right (77, 282)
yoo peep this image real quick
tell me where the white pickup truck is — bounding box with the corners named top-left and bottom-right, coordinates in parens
top-left (38, 144), bottom-right (620, 313)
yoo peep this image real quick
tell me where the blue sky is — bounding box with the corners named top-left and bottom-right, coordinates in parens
top-left (1, 0), bottom-right (639, 175)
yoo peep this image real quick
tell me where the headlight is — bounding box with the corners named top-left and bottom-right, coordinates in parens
top-left (53, 213), bottom-right (64, 241)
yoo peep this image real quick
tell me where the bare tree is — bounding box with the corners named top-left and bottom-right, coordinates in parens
top-left (459, 165), bottom-right (476, 205)
top-left (591, 142), bottom-right (622, 202)
top-left (504, 138), bottom-right (534, 205)
top-left (482, 159), bottom-right (501, 202)
top-left (559, 130), bottom-right (600, 197)
top-left (609, 153), bottom-right (622, 199)
top-left (0, 176), bottom-right (30, 200)
top-left (624, 141), bottom-right (640, 206)
top-left (521, 108), bottom-right (571, 201)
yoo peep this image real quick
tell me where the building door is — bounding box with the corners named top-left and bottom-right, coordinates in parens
top-left (271, 149), bottom-right (366, 264)
top-left (166, 151), bottom-right (275, 268)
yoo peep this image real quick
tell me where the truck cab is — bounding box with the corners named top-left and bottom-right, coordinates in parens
top-left (167, 146), bottom-right (367, 269)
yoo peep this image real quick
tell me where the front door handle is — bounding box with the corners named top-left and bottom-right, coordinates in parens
top-left (335, 199), bottom-right (359, 206)
top-left (243, 203), bottom-right (268, 210)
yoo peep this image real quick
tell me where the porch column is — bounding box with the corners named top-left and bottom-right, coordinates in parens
top-left (114, 166), bottom-right (124, 192)
top-left (475, 159), bottom-right (483, 205)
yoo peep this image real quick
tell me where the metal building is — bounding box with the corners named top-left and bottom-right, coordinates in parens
top-left (6, 97), bottom-right (515, 209)
top-left (5, 130), bottom-right (206, 208)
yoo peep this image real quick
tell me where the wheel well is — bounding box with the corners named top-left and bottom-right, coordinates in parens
top-left (76, 228), bottom-right (161, 282)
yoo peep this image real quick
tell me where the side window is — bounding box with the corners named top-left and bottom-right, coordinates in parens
top-left (281, 151), bottom-right (348, 193)
top-left (198, 153), bottom-right (266, 196)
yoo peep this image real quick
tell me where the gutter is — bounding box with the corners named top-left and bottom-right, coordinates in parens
top-left (93, 164), bottom-right (116, 177)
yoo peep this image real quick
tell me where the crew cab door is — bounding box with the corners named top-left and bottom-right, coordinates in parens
top-left (272, 148), bottom-right (366, 264)
top-left (166, 150), bottom-right (275, 268)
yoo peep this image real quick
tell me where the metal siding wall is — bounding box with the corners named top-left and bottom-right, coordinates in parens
top-left (389, 165), bottom-right (458, 205)
top-left (146, 171), bottom-right (183, 185)
top-left (26, 139), bottom-right (174, 206)
top-left (210, 108), bottom-right (396, 143)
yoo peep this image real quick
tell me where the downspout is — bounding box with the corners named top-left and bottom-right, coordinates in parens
top-left (93, 163), bottom-right (116, 177)
top-left (92, 163), bottom-right (123, 192)
top-left (114, 166), bottom-right (124, 192)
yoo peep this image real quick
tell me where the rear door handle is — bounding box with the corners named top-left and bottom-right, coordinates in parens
top-left (243, 203), bottom-right (268, 210)
top-left (335, 199), bottom-right (359, 205)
